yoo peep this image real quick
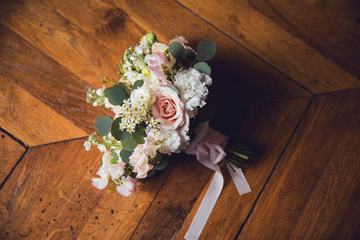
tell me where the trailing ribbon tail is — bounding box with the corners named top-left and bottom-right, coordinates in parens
top-left (184, 122), bottom-right (251, 240)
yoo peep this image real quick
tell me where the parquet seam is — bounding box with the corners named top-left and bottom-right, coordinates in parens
top-left (312, 85), bottom-right (360, 97)
top-left (0, 148), bottom-right (29, 190)
top-left (0, 126), bottom-right (28, 148)
top-left (172, 0), bottom-right (313, 96)
top-left (24, 136), bottom-right (88, 149)
top-left (235, 95), bottom-right (314, 239)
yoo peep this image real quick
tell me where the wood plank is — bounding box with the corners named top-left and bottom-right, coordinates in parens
top-left (0, 140), bottom-right (86, 239)
top-left (0, 23), bottom-right (113, 135)
top-left (0, 75), bottom-right (87, 146)
top-left (239, 88), bottom-right (360, 240)
top-left (305, 0), bottom-right (360, 37)
top-left (0, 129), bottom-right (26, 186)
top-left (0, 0), bottom-right (125, 88)
top-left (131, 96), bottom-right (312, 239)
top-left (248, 0), bottom-right (360, 80)
top-left (42, 0), bottom-right (145, 56)
top-left (0, 138), bottom-right (180, 239)
top-left (177, 0), bottom-right (360, 94)
top-left (40, 0), bottom-right (256, 110)
top-left (114, 0), bottom-right (311, 104)
top-left (77, 155), bottom-right (178, 240)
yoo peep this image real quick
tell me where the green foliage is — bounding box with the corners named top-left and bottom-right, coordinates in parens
top-left (147, 168), bottom-right (156, 177)
top-left (111, 151), bottom-right (119, 164)
top-left (184, 49), bottom-right (197, 64)
top-left (140, 32), bottom-right (157, 47)
top-left (132, 122), bottom-right (147, 144)
top-left (131, 131), bottom-right (145, 144)
top-left (104, 83), bottom-right (130, 105)
top-left (195, 107), bottom-right (213, 123)
top-left (94, 116), bottom-right (113, 137)
top-left (111, 117), bottom-right (123, 141)
top-left (169, 42), bottom-right (186, 59)
top-left (132, 80), bottom-right (144, 91)
top-left (120, 131), bottom-right (138, 151)
top-left (193, 62), bottom-right (211, 75)
top-left (148, 152), bottom-right (163, 165)
top-left (154, 154), bottom-right (169, 170)
top-left (197, 39), bottom-right (216, 61)
top-left (120, 149), bottom-right (133, 164)
top-left (167, 84), bottom-right (180, 96)
top-left (118, 82), bottom-right (131, 96)
top-left (169, 39), bottom-right (216, 71)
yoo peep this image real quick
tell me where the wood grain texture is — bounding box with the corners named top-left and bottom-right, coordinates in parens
top-left (0, 130), bottom-right (26, 186)
top-left (248, 0), bottom-right (360, 79)
top-left (0, 1), bottom-right (359, 239)
top-left (0, 140), bottom-right (88, 239)
top-left (77, 155), bottom-right (179, 240)
top-left (114, 0), bottom-right (311, 105)
top-left (178, 0), bottom-right (360, 94)
top-left (305, 0), bottom-right (360, 36)
top-left (0, 23), bottom-right (112, 135)
top-left (43, 0), bottom-right (145, 57)
top-left (0, 75), bottom-right (87, 146)
top-left (0, 139), bottom-right (180, 239)
top-left (131, 96), bottom-right (311, 239)
top-left (0, 0), bottom-right (122, 88)
top-left (239, 88), bottom-right (360, 240)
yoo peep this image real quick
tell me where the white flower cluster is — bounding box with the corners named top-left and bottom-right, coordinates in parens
top-left (173, 68), bottom-right (212, 118)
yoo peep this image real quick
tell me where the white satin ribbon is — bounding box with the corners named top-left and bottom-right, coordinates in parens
top-left (184, 122), bottom-right (251, 240)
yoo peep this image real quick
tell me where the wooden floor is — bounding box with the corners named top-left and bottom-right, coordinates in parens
top-left (0, 0), bottom-right (359, 239)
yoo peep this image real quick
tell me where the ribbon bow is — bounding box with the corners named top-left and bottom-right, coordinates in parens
top-left (184, 122), bottom-right (251, 240)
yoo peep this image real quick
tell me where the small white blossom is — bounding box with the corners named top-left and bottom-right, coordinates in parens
top-left (97, 144), bottom-right (106, 152)
top-left (84, 140), bottom-right (91, 151)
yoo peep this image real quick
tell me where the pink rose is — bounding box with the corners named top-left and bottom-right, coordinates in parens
top-left (116, 176), bottom-right (136, 197)
top-left (152, 86), bottom-right (189, 133)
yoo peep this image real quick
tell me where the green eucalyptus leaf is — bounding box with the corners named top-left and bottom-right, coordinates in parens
top-left (94, 116), bottom-right (113, 137)
top-left (167, 84), bottom-right (180, 96)
top-left (117, 82), bottom-right (131, 98)
top-left (195, 107), bottom-right (213, 123)
top-left (149, 152), bottom-right (163, 165)
top-left (120, 149), bottom-right (133, 164)
top-left (111, 151), bottom-right (119, 164)
top-left (99, 160), bottom-right (103, 168)
top-left (197, 39), bottom-right (216, 61)
top-left (193, 62), bottom-right (211, 75)
top-left (120, 131), bottom-right (137, 151)
top-left (132, 80), bottom-right (144, 91)
top-left (132, 131), bottom-right (145, 144)
top-left (147, 168), bottom-right (156, 177)
top-left (111, 117), bottom-right (123, 141)
top-left (104, 84), bottom-right (127, 105)
top-left (135, 121), bottom-right (147, 132)
top-left (154, 154), bottom-right (169, 170)
top-left (169, 42), bottom-right (185, 59)
top-left (184, 49), bottom-right (197, 64)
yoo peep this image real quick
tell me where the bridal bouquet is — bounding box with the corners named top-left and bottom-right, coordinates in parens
top-left (84, 32), bottom-right (251, 198)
